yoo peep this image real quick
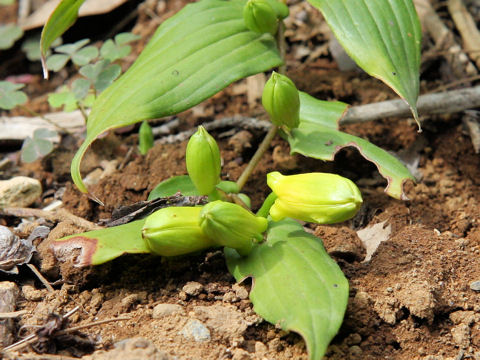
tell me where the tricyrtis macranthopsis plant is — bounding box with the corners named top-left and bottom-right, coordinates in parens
top-left (49, 0), bottom-right (421, 358)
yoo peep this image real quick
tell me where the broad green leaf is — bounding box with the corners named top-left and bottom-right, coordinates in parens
top-left (287, 92), bottom-right (415, 200)
top-left (71, 0), bottom-right (282, 194)
top-left (40, 0), bottom-right (87, 78)
top-left (0, 24), bottom-right (23, 50)
top-left (0, 81), bottom-right (27, 110)
top-left (148, 175), bottom-right (200, 200)
top-left (53, 219), bottom-right (150, 266)
top-left (226, 219), bottom-right (348, 360)
top-left (21, 128), bottom-right (56, 163)
top-left (307, 0), bottom-right (421, 126)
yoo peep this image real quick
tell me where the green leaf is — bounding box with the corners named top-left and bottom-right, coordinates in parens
top-left (71, 0), bottom-right (282, 194)
top-left (48, 88), bottom-right (78, 111)
top-left (21, 128), bottom-right (56, 163)
top-left (40, 0), bottom-right (87, 77)
top-left (53, 219), bottom-right (150, 266)
top-left (0, 24), bottom-right (23, 50)
top-left (22, 35), bottom-right (61, 61)
top-left (307, 0), bottom-right (421, 126)
top-left (115, 32), bottom-right (141, 46)
top-left (72, 78), bottom-right (91, 100)
top-left (148, 175), bottom-right (200, 200)
top-left (226, 219), bottom-right (348, 360)
top-left (100, 39), bottom-right (131, 62)
top-left (138, 120), bottom-right (154, 155)
top-left (95, 64), bottom-right (121, 92)
top-left (0, 0), bottom-right (15, 5)
top-left (55, 38), bottom-right (89, 55)
top-left (46, 53), bottom-right (69, 71)
top-left (72, 45), bottom-right (98, 66)
top-left (0, 81), bottom-right (27, 110)
top-left (287, 92), bottom-right (415, 200)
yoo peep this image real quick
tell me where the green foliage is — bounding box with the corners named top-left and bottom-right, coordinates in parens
top-left (46, 39), bottom-right (98, 71)
top-left (21, 128), bottom-right (57, 163)
top-left (0, 81), bottom-right (27, 110)
top-left (307, 0), bottom-right (422, 126)
top-left (226, 219), bottom-right (349, 360)
top-left (148, 175), bottom-right (200, 200)
top-left (0, 24), bottom-right (23, 50)
top-left (40, 0), bottom-right (87, 77)
top-left (79, 60), bottom-right (121, 93)
top-left (138, 120), bottom-right (154, 155)
top-left (100, 32), bottom-right (141, 62)
top-left (48, 86), bottom-right (78, 111)
top-left (0, 0), bottom-right (15, 5)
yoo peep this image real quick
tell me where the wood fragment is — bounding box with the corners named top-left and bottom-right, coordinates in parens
top-left (448, 0), bottom-right (480, 69)
top-left (462, 111), bottom-right (480, 153)
top-left (2, 207), bottom-right (101, 231)
top-left (415, 0), bottom-right (477, 77)
top-left (26, 264), bottom-right (54, 292)
top-left (0, 282), bottom-right (19, 347)
top-left (0, 310), bottom-right (27, 319)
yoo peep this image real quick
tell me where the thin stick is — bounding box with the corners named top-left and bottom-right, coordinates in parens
top-left (236, 125), bottom-right (278, 191)
top-left (58, 317), bottom-right (131, 334)
top-left (26, 264), bottom-right (54, 293)
top-left (0, 310), bottom-right (27, 319)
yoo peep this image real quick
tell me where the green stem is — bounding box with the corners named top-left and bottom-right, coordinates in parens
top-left (256, 192), bottom-right (277, 217)
top-left (235, 20), bottom-right (287, 191)
top-left (236, 125), bottom-right (278, 191)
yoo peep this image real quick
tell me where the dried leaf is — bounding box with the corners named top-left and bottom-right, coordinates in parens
top-left (356, 220), bottom-right (391, 262)
top-left (0, 225), bottom-right (36, 274)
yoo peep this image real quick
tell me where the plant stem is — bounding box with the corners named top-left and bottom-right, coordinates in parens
top-left (19, 105), bottom-right (74, 136)
top-left (236, 125), bottom-right (278, 191)
top-left (235, 20), bottom-right (288, 191)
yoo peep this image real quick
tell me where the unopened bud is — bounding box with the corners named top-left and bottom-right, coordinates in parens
top-left (262, 72), bottom-right (300, 129)
top-left (199, 200), bottom-right (268, 255)
top-left (142, 207), bottom-right (215, 256)
top-left (186, 126), bottom-right (221, 195)
top-left (138, 120), bottom-right (154, 155)
top-left (243, 0), bottom-right (278, 35)
top-left (267, 171), bottom-right (363, 224)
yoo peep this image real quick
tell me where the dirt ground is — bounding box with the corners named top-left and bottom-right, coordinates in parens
top-left (2, 0), bottom-right (480, 359)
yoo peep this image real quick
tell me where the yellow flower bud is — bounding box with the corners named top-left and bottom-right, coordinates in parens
top-left (142, 207), bottom-right (215, 256)
top-left (186, 126), bottom-right (221, 195)
top-left (266, 171), bottom-right (363, 224)
top-left (199, 200), bottom-right (268, 256)
top-left (243, 0), bottom-right (278, 35)
top-left (262, 72), bottom-right (300, 129)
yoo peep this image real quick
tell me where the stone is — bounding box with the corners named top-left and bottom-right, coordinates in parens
top-left (83, 337), bottom-right (172, 360)
top-left (182, 281), bottom-right (203, 296)
top-left (0, 176), bottom-right (42, 208)
top-left (0, 281), bottom-right (19, 347)
top-left (22, 284), bottom-right (45, 301)
top-left (180, 319), bottom-right (210, 342)
top-left (232, 284), bottom-right (249, 300)
top-left (152, 303), bottom-right (185, 318)
top-left (469, 280), bottom-right (480, 291)
top-left (192, 304), bottom-right (248, 339)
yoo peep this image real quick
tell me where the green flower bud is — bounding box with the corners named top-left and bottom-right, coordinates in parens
top-left (199, 200), bottom-right (268, 256)
top-left (138, 120), bottom-right (154, 155)
top-left (243, 0), bottom-right (278, 35)
top-left (142, 206), bottom-right (215, 256)
top-left (266, 171), bottom-right (363, 224)
top-left (186, 126), bottom-right (221, 195)
top-left (262, 72), bottom-right (300, 129)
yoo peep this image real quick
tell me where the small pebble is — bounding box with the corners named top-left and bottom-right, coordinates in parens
top-left (470, 281), bottom-right (480, 291)
top-left (152, 304), bottom-right (185, 318)
top-left (182, 281), bottom-right (203, 296)
top-left (180, 319), bottom-right (210, 342)
top-left (233, 284), bottom-right (249, 300)
top-left (0, 176), bottom-right (42, 208)
top-left (22, 284), bottom-right (44, 301)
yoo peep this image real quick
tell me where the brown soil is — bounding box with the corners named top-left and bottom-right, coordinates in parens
top-left (2, 1), bottom-right (480, 360)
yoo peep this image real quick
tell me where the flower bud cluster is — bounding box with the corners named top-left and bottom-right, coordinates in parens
top-left (243, 0), bottom-right (289, 35)
top-left (142, 201), bottom-right (267, 257)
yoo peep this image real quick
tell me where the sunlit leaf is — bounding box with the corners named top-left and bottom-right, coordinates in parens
top-left (71, 0), bottom-right (282, 194)
top-left (286, 92), bottom-right (415, 200)
top-left (46, 53), bottom-right (69, 71)
top-left (148, 175), bottom-right (199, 200)
top-left (53, 220), bottom-right (150, 266)
top-left (0, 24), bottom-right (23, 50)
top-left (40, 0), bottom-right (87, 77)
top-left (48, 88), bottom-right (78, 111)
top-left (0, 81), bottom-right (27, 110)
top-left (307, 0), bottom-right (421, 126)
top-left (226, 219), bottom-right (348, 360)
